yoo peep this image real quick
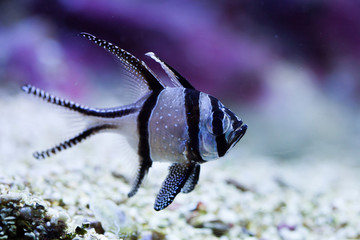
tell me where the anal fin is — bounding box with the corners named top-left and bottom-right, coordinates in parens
top-left (127, 158), bottom-right (152, 198)
top-left (154, 163), bottom-right (196, 211)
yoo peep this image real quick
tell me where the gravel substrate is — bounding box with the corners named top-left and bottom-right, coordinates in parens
top-left (1, 92), bottom-right (360, 240)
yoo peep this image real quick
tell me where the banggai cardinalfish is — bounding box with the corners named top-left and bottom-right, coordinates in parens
top-left (22, 33), bottom-right (248, 211)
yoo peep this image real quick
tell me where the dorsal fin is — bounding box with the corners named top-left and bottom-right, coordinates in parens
top-left (80, 33), bottom-right (165, 92)
top-left (145, 52), bottom-right (195, 89)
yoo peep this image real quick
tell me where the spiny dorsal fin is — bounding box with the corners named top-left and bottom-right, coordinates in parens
top-left (80, 33), bottom-right (165, 92)
top-left (145, 52), bottom-right (195, 89)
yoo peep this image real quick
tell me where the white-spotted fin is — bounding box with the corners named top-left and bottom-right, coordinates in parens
top-left (22, 33), bottom-right (248, 211)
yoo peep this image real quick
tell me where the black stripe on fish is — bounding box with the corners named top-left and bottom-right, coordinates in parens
top-left (33, 124), bottom-right (116, 160)
top-left (210, 96), bottom-right (228, 157)
top-left (184, 89), bottom-right (205, 163)
top-left (211, 110), bottom-right (225, 135)
top-left (128, 90), bottom-right (162, 197)
top-left (80, 33), bottom-right (164, 91)
top-left (22, 84), bottom-right (136, 118)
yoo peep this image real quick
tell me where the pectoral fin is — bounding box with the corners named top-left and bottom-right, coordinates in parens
top-left (154, 163), bottom-right (196, 211)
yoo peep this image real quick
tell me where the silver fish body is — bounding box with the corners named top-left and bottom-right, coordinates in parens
top-left (22, 33), bottom-right (247, 211)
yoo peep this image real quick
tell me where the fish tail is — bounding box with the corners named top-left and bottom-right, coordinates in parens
top-left (33, 124), bottom-right (116, 160)
top-left (21, 84), bottom-right (136, 118)
top-left (21, 84), bottom-right (93, 114)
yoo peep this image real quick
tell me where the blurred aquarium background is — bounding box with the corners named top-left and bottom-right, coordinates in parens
top-left (1, 0), bottom-right (359, 161)
top-left (1, 1), bottom-right (360, 239)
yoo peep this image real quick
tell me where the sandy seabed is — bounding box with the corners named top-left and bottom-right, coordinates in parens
top-left (1, 92), bottom-right (360, 240)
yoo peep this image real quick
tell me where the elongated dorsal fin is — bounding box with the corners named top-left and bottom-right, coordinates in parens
top-left (80, 33), bottom-right (165, 93)
top-left (145, 52), bottom-right (195, 89)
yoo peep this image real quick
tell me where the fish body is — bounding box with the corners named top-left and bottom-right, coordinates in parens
top-left (22, 33), bottom-right (247, 211)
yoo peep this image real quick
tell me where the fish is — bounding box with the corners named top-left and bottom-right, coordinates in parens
top-left (21, 33), bottom-right (248, 211)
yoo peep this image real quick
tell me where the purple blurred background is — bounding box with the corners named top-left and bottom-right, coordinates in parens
top-left (1, 0), bottom-right (360, 159)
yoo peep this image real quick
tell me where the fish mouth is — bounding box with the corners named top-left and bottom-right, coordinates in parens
top-left (228, 123), bottom-right (248, 148)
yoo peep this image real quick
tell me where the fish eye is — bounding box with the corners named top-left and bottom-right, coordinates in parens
top-left (207, 109), bottom-right (231, 136)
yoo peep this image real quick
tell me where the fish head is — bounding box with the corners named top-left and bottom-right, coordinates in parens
top-left (220, 107), bottom-right (248, 155)
top-left (199, 95), bottom-right (247, 161)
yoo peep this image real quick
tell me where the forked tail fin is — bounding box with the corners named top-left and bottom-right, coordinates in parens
top-left (22, 84), bottom-right (137, 159)
top-left (21, 84), bottom-right (136, 118)
top-left (33, 124), bottom-right (116, 159)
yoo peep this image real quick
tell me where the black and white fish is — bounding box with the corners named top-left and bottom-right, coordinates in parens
top-left (22, 33), bottom-right (248, 211)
